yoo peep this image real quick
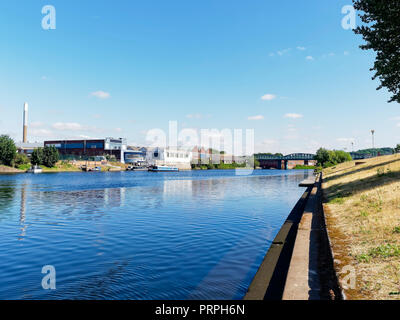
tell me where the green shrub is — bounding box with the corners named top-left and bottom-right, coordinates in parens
top-left (0, 135), bottom-right (17, 166)
top-left (315, 148), bottom-right (352, 168)
top-left (13, 153), bottom-right (30, 167)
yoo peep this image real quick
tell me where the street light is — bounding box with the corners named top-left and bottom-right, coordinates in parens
top-left (371, 130), bottom-right (375, 149)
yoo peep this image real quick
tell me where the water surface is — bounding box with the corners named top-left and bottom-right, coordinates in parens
top-left (0, 169), bottom-right (313, 300)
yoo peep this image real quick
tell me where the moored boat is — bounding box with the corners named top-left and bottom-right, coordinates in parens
top-left (27, 165), bottom-right (43, 174)
top-left (148, 165), bottom-right (179, 172)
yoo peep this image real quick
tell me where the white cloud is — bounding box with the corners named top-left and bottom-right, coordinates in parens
top-left (397, 123), bottom-right (400, 127)
top-left (248, 115), bottom-right (264, 121)
top-left (337, 138), bottom-right (355, 143)
top-left (284, 113), bottom-right (303, 119)
top-left (51, 122), bottom-right (101, 134)
top-left (115, 127), bottom-right (123, 133)
top-left (305, 56), bottom-right (314, 61)
top-left (296, 46), bottom-right (306, 51)
top-left (52, 122), bottom-right (84, 131)
top-left (91, 90), bottom-right (111, 99)
top-left (277, 48), bottom-right (291, 56)
top-left (30, 121), bottom-right (44, 128)
top-left (261, 94), bottom-right (276, 101)
top-left (186, 113), bottom-right (202, 119)
top-left (30, 128), bottom-right (53, 137)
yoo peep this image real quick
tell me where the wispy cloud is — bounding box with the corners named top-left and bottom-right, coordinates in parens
top-left (186, 113), bottom-right (202, 119)
top-left (51, 122), bottom-right (101, 133)
top-left (30, 128), bottom-right (53, 137)
top-left (52, 122), bottom-right (85, 131)
top-left (337, 138), bottom-right (355, 143)
top-left (261, 94), bottom-right (276, 101)
top-left (248, 115), bottom-right (264, 121)
top-left (296, 46), bottom-right (306, 51)
top-left (284, 113), bottom-right (303, 119)
top-left (30, 121), bottom-right (45, 128)
top-left (277, 48), bottom-right (291, 56)
top-left (305, 56), bottom-right (314, 61)
top-left (91, 90), bottom-right (111, 99)
top-left (269, 48), bottom-right (291, 57)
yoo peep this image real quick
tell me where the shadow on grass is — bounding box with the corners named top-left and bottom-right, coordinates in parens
top-left (324, 158), bottom-right (400, 184)
top-left (323, 169), bottom-right (400, 203)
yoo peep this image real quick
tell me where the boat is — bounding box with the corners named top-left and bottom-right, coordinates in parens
top-left (148, 165), bottom-right (179, 172)
top-left (27, 165), bottom-right (43, 174)
top-left (126, 165), bottom-right (148, 171)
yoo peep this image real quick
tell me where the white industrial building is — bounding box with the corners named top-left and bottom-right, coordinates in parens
top-left (146, 147), bottom-right (192, 170)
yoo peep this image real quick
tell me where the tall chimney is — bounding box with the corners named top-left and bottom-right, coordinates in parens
top-left (23, 102), bottom-right (28, 143)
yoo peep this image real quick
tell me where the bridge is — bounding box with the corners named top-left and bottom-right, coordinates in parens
top-left (255, 153), bottom-right (316, 170)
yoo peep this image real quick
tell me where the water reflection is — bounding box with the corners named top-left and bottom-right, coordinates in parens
top-left (0, 170), bottom-right (314, 300)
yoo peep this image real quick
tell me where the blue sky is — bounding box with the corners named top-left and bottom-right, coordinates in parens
top-left (0, 0), bottom-right (399, 154)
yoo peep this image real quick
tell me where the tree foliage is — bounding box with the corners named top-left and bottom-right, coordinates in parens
top-left (353, 0), bottom-right (400, 103)
top-left (31, 146), bottom-right (60, 167)
top-left (31, 148), bottom-right (44, 166)
top-left (395, 144), bottom-right (400, 153)
top-left (0, 135), bottom-right (17, 166)
top-left (42, 145), bottom-right (60, 167)
top-left (315, 148), bottom-right (352, 168)
top-left (13, 153), bottom-right (30, 167)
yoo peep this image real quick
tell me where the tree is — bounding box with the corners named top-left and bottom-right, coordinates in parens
top-left (315, 148), bottom-right (330, 167)
top-left (353, 0), bottom-right (400, 103)
top-left (13, 153), bottom-right (30, 168)
top-left (0, 135), bottom-right (17, 166)
top-left (315, 148), bottom-right (352, 168)
top-left (42, 146), bottom-right (59, 167)
top-left (395, 144), bottom-right (400, 153)
top-left (31, 148), bottom-right (44, 166)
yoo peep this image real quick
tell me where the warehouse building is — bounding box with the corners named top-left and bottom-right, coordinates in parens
top-left (44, 137), bottom-right (127, 161)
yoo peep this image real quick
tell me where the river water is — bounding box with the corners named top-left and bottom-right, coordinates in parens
top-left (0, 169), bottom-right (313, 300)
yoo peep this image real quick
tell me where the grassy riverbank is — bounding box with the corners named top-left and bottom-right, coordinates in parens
top-left (322, 154), bottom-right (400, 300)
top-left (0, 165), bottom-right (24, 173)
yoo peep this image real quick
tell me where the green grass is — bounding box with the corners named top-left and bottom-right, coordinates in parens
top-left (293, 165), bottom-right (316, 170)
top-left (358, 244), bottom-right (400, 263)
top-left (328, 197), bottom-right (346, 204)
top-left (393, 226), bottom-right (400, 234)
top-left (17, 164), bottom-right (31, 171)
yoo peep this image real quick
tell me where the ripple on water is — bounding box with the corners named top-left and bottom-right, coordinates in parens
top-left (0, 170), bottom-right (314, 299)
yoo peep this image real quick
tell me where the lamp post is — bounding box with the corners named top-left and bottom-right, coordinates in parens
top-left (371, 130), bottom-right (375, 149)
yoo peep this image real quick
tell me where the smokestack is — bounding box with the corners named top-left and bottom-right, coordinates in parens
top-left (23, 102), bottom-right (28, 143)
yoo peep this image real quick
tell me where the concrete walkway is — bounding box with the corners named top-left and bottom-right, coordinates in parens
top-left (282, 177), bottom-right (323, 300)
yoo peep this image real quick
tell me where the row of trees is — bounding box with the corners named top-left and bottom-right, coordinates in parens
top-left (0, 135), bottom-right (59, 168)
top-left (315, 148), bottom-right (352, 168)
top-left (31, 146), bottom-right (59, 167)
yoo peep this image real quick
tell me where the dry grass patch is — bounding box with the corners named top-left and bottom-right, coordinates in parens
top-left (323, 154), bottom-right (400, 300)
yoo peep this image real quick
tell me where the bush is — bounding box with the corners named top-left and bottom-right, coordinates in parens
top-left (31, 146), bottom-right (59, 168)
top-left (13, 153), bottom-right (30, 167)
top-left (31, 148), bottom-right (44, 166)
top-left (315, 148), bottom-right (352, 168)
top-left (0, 135), bottom-right (17, 166)
top-left (42, 145), bottom-right (60, 167)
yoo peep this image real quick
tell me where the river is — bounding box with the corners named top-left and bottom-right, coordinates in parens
top-left (0, 169), bottom-right (314, 300)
